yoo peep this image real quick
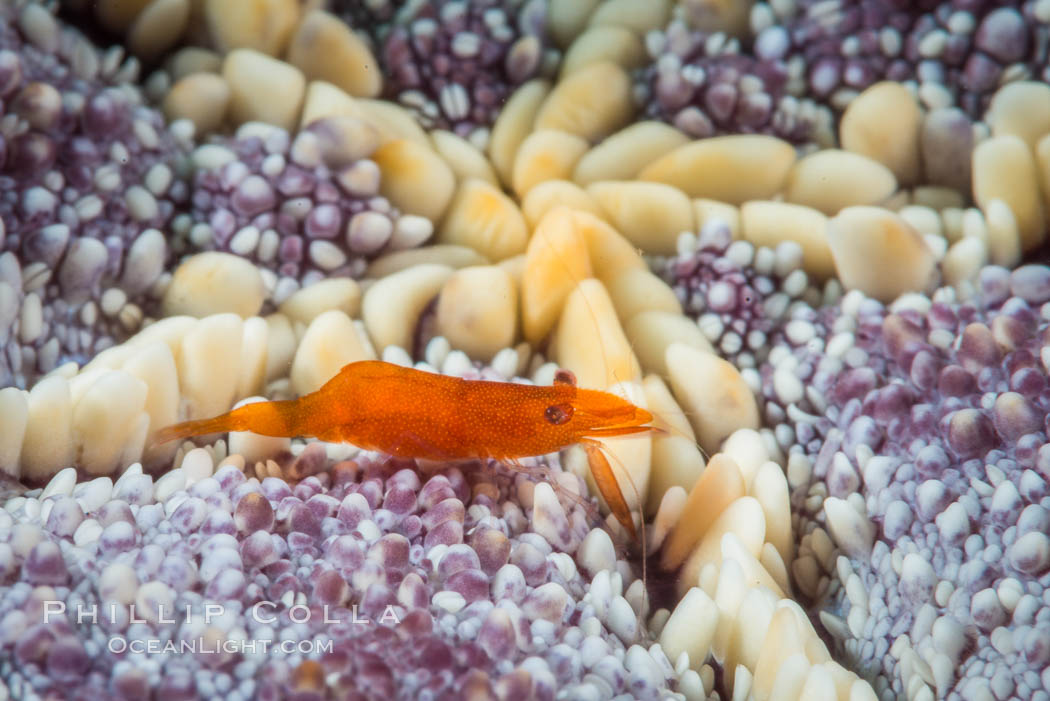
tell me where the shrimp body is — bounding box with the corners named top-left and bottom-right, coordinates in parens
top-left (154, 360), bottom-right (654, 537)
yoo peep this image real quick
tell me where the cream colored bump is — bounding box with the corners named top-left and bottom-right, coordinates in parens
top-left (1036, 134), bottom-right (1050, 216)
top-left (291, 309), bottom-right (374, 395)
top-left (162, 72), bottom-right (230, 139)
top-left (237, 315), bottom-right (269, 398)
top-left (161, 251), bottom-right (266, 319)
top-left (587, 0), bottom-right (672, 36)
top-left (547, 0), bottom-right (601, 48)
top-left (81, 343), bottom-right (139, 374)
top-left (372, 138), bottom-right (456, 222)
top-left (299, 81), bottom-right (429, 146)
top-left (650, 485), bottom-right (687, 552)
top-left (639, 135), bottom-right (796, 203)
top-left (263, 313), bottom-right (297, 382)
top-left (554, 278), bottom-right (642, 391)
top-left (122, 342), bottom-right (180, 467)
top-left (939, 207), bottom-right (966, 244)
top-left (784, 149), bottom-right (897, 215)
top-left (68, 367), bottom-right (110, 408)
top-left (521, 207), bottom-right (594, 343)
top-left (222, 49), bottom-right (305, 130)
top-left (912, 185), bottom-right (966, 211)
top-left (720, 428), bottom-right (771, 487)
top-left (128, 0), bottom-right (191, 61)
top-left (176, 313), bottom-right (244, 420)
top-left (0, 387), bottom-right (28, 478)
top-left (559, 25), bottom-right (646, 77)
top-left (354, 99), bottom-right (432, 147)
top-left (203, 0), bottom-right (299, 55)
top-left (721, 531), bottom-right (785, 598)
top-left (72, 370), bottom-right (149, 476)
top-left (661, 453), bottom-right (745, 571)
top-left (753, 609), bottom-right (811, 699)
top-left (533, 61), bottom-right (634, 143)
top-left (574, 121), bottom-right (690, 186)
top-left (776, 598), bottom-right (833, 665)
top-left (641, 374), bottom-right (695, 442)
top-left (849, 677), bottom-right (880, 700)
top-left (626, 310), bottom-right (715, 379)
top-left (300, 80), bottom-right (361, 128)
top-left (985, 81), bottom-right (1050, 152)
top-left (587, 181), bottom-right (694, 255)
top-left (666, 343), bottom-right (760, 457)
top-left (678, 495), bottom-right (767, 599)
top-left (710, 559), bottom-right (747, 662)
top-left (942, 236), bottom-right (988, 288)
top-left (973, 135), bottom-right (1046, 251)
top-left (511, 129), bottom-right (590, 198)
top-left (286, 9), bottom-right (382, 98)
top-left (710, 557), bottom-right (746, 645)
top-left (740, 201), bottom-right (835, 280)
top-left (169, 47), bottom-right (223, 80)
top-left (497, 253), bottom-right (525, 288)
top-left (429, 130), bottom-right (499, 186)
top-left (278, 278), bottom-right (361, 326)
top-left (647, 435), bottom-right (705, 519)
top-left (476, 219), bottom-right (628, 354)
top-left (827, 206), bottom-right (937, 303)
top-left (839, 81), bottom-right (922, 185)
top-left (984, 198), bottom-right (1022, 268)
top-left (435, 266), bottom-right (518, 363)
top-left (366, 245), bottom-right (488, 279)
top-left (575, 208), bottom-right (647, 280)
top-left (679, 0), bottom-right (753, 36)
top-left (659, 587), bottom-right (719, 674)
top-left (722, 583), bottom-right (777, 677)
top-left (300, 114), bottom-right (380, 165)
top-left (362, 264), bottom-right (453, 352)
top-left (693, 199), bottom-right (741, 240)
top-left (521, 180), bottom-right (605, 228)
top-left (603, 267), bottom-right (683, 324)
top-left (898, 205), bottom-right (943, 237)
top-left (126, 315), bottom-right (199, 362)
top-left (488, 79), bottom-right (551, 186)
top-left (818, 661), bottom-right (865, 699)
top-left (760, 542), bottom-right (792, 595)
top-left (437, 178), bottom-right (528, 261)
top-left (352, 319), bottom-right (378, 362)
top-left (95, 0), bottom-right (151, 33)
top-left (20, 375), bottom-right (75, 482)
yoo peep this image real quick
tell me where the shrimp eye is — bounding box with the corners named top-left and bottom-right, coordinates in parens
top-left (544, 403), bottom-right (574, 425)
top-left (553, 369), bottom-right (577, 387)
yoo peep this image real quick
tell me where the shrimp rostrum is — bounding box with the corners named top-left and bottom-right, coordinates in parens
top-left (154, 360), bottom-right (655, 539)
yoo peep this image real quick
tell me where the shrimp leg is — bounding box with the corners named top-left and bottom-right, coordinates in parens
top-left (580, 438), bottom-right (637, 541)
top-left (503, 456), bottom-right (600, 525)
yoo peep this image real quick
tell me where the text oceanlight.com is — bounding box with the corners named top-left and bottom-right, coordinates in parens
top-left (107, 637), bottom-right (335, 655)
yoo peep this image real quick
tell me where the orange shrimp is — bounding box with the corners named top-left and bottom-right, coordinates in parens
top-left (153, 359), bottom-right (654, 539)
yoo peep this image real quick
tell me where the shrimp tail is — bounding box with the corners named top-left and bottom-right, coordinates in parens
top-left (152, 398), bottom-right (308, 445)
